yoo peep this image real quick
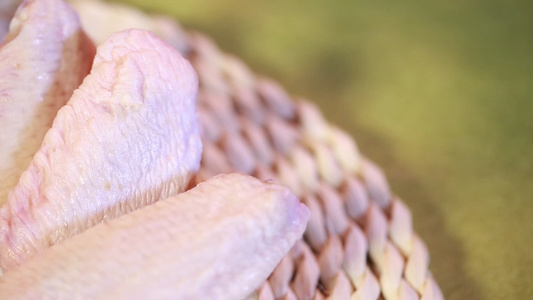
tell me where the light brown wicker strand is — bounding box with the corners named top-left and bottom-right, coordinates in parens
top-left (183, 28), bottom-right (443, 300)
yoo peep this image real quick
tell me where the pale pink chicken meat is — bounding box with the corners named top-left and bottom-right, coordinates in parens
top-left (0, 0), bottom-right (95, 204)
top-left (0, 29), bottom-right (202, 272)
top-left (0, 174), bottom-right (310, 300)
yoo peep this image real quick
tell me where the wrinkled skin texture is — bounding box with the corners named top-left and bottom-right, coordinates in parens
top-left (0, 174), bottom-right (310, 299)
top-left (0, 0), bottom-right (95, 203)
top-left (0, 29), bottom-right (202, 272)
top-left (0, 3), bottom-right (309, 298)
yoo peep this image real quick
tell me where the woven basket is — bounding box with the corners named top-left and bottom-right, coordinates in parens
top-left (171, 26), bottom-right (444, 299)
top-left (69, 1), bottom-right (444, 297)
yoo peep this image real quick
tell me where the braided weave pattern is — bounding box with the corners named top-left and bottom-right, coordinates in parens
top-left (64, 1), bottom-right (444, 296)
top-left (178, 30), bottom-right (444, 300)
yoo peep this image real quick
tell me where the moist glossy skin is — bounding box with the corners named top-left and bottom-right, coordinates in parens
top-left (0, 0), bottom-right (95, 204)
top-left (0, 174), bottom-right (310, 300)
top-left (0, 29), bottom-right (202, 272)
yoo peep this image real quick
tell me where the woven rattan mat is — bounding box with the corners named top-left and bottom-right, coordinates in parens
top-left (71, 1), bottom-right (445, 298)
top-left (186, 29), bottom-right (443, 300)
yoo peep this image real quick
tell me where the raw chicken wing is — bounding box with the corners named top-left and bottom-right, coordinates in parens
top-left (0, 0), bottom-right (95, 203)
top-left (0, 29), bottom-right (201, 272)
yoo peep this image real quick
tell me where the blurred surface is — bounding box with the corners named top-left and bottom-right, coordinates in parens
top-left (112, 0), bottom-right (532, 298)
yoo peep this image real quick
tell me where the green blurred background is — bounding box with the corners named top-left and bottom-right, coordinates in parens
top-left (114, 1), bottom-right (532, 298)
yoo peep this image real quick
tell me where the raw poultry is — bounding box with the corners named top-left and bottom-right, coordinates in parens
top-left (0, 28), bottom-right (202, 272)
top-left (0, 0), bottom-right (95, 204)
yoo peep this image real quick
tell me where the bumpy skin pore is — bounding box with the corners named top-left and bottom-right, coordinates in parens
top-left (0, 174), bottom-right (310, 300)
top-left (0, 0), bottom-right (95, 203)
top-left (0, 29), bottom-right (202, 272)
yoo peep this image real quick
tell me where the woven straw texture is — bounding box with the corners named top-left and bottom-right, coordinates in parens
top-left (168, 27), bottom-right (444, 300)
top-left (60, 0), bottom-right (445, 296)
top-left (65, 0), bottom-right (444, 297)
